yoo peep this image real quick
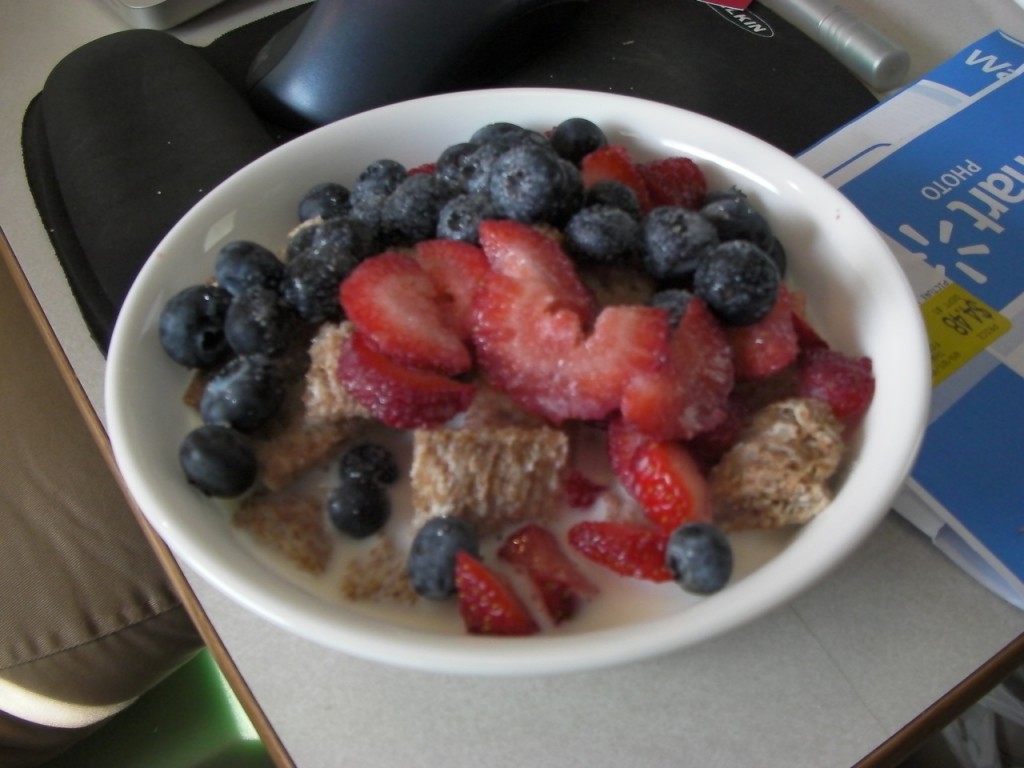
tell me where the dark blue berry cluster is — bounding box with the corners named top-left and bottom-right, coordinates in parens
top-left (327, 443), bottom-right (399, 539)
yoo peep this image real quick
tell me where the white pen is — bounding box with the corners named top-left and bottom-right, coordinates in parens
top-left (758, 0), bottom-right (911, 91)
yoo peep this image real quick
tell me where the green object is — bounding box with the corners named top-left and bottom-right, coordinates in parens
top-left (47, 649), bottom-right (274, 768)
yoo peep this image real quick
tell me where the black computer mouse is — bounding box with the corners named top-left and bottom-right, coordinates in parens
top-left (246, 0), bottom-right (589, 131)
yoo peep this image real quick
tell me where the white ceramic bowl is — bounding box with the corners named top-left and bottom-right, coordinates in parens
top-left (105, 88), bottom-right (930, 676)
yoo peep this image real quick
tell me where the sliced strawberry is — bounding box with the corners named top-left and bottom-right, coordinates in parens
top-left (567, 520), bottom-right (672, 582)
top-left (339, 251), bottom-right (471, 374)
top-left (637, 156), bottom-right (707, 210)
top-left (725, 284), bottom-right (800, 380)
top-left (455, 551), bottom-right (538, 636)
top-left (580, 144), bottom-right (651, 213)
top-left (797, 346), bottom-right (875, 424)
top-left (336, 331), bottom-right (475, 429)
top-left (607, 418), bottom-right (711, 532)
top-left (476, 219), bottom-right (594, 318)
top-left (607, 415), bottom-right (649, 482)
top-left (621, 297), bottom-right (734, 441)
top-left (408, 162), bottom-right (436, 175)
top-left (684, 392), bottom-right (753, 472)
top-left (473, 220), bottom-right (668, 422)
top-left (498, 524), bottom-right (598, 624)
top-left (411, 239), bottom-right (490, 339)
top-left (564, 469), bottom-right (607, 509)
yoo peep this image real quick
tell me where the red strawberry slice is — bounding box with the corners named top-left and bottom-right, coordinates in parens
top-left (476, 219), bottom-right (594, 318)
top-left (637, 156), bottom-right (707, 210)
top-left (337, 330), bottom-right (475, 429)
top-left (797, 346), bottom-right (875, 424)
top-left (498, 524), bottom-right (598, 624)
top-left (473, 220), bottom-right (668, 422)
top-left (411, 239), bottom-right (490, 339)
top-left (567, 520), bottom-right (672, 582)
top-left (684, 392), bottom-right (753, 471)
top-left (607, 415), bottom-right (649, 481)
top-left (580, 144), bottom-right (651, 213)
top-left (621, 297), bottom-right (734, 441)
top-left (339, 251), bottom-right (471, 375)
top-left (726, 284), bottom-right (800, 380)
top-left (455, 551), bottom-right (538, 636)
top-left (607, 417), bottom-right (712, 532)
top-left (564, 469), bottom-right (606, 509)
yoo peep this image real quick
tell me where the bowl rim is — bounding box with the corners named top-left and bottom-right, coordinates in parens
top-left (105, 86), bottom-right (932, 676)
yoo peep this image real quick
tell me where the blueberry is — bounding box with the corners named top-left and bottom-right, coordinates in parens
top-left (641, 206), bottom-right (719, 283)
top-left (693, 239), bottom-right (780, 326)
top-left (214, 241), bottom-right (284, 297)
top-left (585, 179), bottom-right (642, 220)
top-left (380, 173), bottom-right (459, 246)
top-left (179, 424), bottom-right (257, 497)
top-left (407, 516), bottom-right (479, 600)
top-left (665, 523), bottom-right (733, 595)
top-left (700, 196), bottom-right (773, 251)
top-left (224, 285), bottom-right (293, 357)
top-left (346, 190), bottom-right (390, 247)
top-left (550, 158), bottom-right (585, 226)
top-left (279, 252), bottom-right (346, 323)
top-left (286, 216), bottom-right (374, 265)
top-left (470, 122), bottom-right (545, 149)
top-left (649, 288), bottom-right (694, 328)
top-left (564, 205), bottom-right (640, 265)
top-left (457, 142), bottom-right (510, 196)
top-left (326, 476), bottom-right (390, 539)
top-left (436, 192), bottom-right (498, 244)
top-left (352, 159), bottom-right (407, 199)
top-left (490, 143), bottom-right (583, 224)
top-left (199, 355), bottom-right (286, 433)
top-left (435, 142), bottom-right (481, 192)
top-left (159, 284), bottom-right (233, 369)
top-left (550, 117), bottom-right (607, 165)
top-left (298, 182), bottom-right (350, 222)
top-left (339, 442), bottom-right (399, 485)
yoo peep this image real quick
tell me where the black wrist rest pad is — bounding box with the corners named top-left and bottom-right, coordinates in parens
top-left (22, 0), bottom-right (876, 353)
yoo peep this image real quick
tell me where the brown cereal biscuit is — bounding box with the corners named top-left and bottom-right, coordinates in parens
top-left (233, 492), bottom-right (333, 574)
top-left (410, 424), bottom-right (569, 536)
top-left (340, 538), bottom-right (417, 604)
top-left (711, 397), bottom-right (845, 530)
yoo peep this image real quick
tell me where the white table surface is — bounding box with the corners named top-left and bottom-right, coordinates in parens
top-left (2, 1), bottom-right (1023, 766)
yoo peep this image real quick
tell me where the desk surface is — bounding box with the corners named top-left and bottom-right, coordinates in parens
top-left (2, 1), bottom-right (1023, 766)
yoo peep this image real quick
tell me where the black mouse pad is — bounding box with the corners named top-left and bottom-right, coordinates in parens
top-left (22, 0), bottom-right (876, 352)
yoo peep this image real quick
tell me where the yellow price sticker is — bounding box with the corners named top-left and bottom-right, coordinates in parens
top-left (920, 282), bottom-right (1012, 387)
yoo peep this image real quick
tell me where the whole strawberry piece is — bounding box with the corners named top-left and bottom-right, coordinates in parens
top-left (498, 523), bottom-right (598, 624)
top-left (567, 520), bottom-right (672, 582)
top-left (455, 551), bottom-right (538, 636)
top-left (797, 347), bottom-right (875, 425)
top-left (621, 297), bottom-right (734, 441)
top-left (340, 251), bottom-right (471, 375)
top-left (637, 156), bottom-right (707, 210)
top-left (337, 331), bottom-right (475, 429)
top-left (607, 417), bottom-right (712, 533)
top-left (580, 144), bottom-right (651, 214)
top-left (725, 284), bottom-right (800, 380)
